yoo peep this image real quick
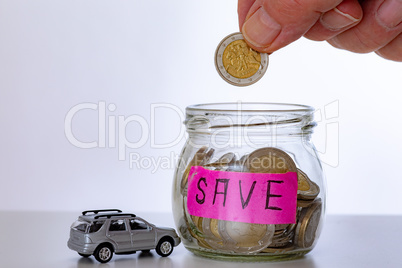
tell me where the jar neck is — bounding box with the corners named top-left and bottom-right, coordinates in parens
top-left (185, 102), bottom-right (316, 138)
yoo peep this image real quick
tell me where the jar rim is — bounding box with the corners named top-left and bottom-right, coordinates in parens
top-left (186, 102), bottom-right (314, 114)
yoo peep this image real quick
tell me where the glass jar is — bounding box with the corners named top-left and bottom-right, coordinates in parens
top-left (172, 103), bottom-right (325, 261)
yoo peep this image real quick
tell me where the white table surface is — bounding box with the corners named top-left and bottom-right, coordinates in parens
top-left (1, 211), bottom-right (401, 268)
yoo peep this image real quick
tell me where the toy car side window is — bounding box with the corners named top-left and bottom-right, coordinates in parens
top-left (109, 219), bottom-right (127, 231)
top-left (88, 221), bottom-right (104, 233)
top-left (129, 219), bottom-right (148, 230)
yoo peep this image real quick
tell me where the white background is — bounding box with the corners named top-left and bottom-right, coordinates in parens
top-left (0, 0), bottom-right (401, 215)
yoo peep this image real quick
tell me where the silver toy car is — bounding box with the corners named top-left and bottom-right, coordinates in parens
top-left (67, 209), bottom-right (181, 263)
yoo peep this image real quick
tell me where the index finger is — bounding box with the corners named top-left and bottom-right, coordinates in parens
top-left (239, 0), bottom-right (343, 53)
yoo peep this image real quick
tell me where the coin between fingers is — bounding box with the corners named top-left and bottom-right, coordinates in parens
top-left (215, 32), bottom-right (269, 86)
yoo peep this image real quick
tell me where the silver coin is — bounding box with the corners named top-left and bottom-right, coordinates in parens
top-left (203, 152), bottom-right (236, 170)
top-left (226, 159), bottom-right (247, 172)
top-left (215, 32), bottom-right (269, 87)
top-left (218, 220), bottom-right (275, 253)
top-left (202, 218), bottom-right (225, 250)
top-left (295, 199), bottom-right (322, 248)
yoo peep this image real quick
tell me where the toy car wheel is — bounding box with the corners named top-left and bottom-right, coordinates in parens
top-left (94, 244), bottom-right (113, 263)
top-left (155, 238), bottom-right (173, 257)
top-left (78, 253), bottom-right (91, 258)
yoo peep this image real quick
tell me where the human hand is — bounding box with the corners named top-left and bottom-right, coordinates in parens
top-left (238, 0), bottom-right (402, 61)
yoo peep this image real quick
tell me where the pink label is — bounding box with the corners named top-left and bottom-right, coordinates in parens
top-left (187, 166), bottom-right (298, 225)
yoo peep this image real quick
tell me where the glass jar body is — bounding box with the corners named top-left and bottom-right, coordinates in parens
top-left (172, 103), bottom-right (326, 261)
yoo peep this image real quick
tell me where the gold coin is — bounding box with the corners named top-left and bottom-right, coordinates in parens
top-left (297, 199), bottom-right (314, 208)
top-left (295, 199), bottom-right (322, 248)
top-left (274, 224), bottom-right (291, 231)
top-left (188, 214), bottom-right (213, 249)
top-left (202, 218), bottom-right (222, 240)
top-left (191, 215), bottom-right (203, 233)
top-left (260, 245), bottom-right (295, 254)
top-left (222, 40), bottom-right (261, 79)
top-left (180, 147), bottom-right (214, 195)
top-left (245, 147), bottom-right (297, 173)
top-left (297, 169), bottom-right (320, 200)
top-left (209, 218), bottom-right (221, 239)
top-left (215, 32), bottom-right (268, 87)
top-left (270, 224), bottom-right (296, 248)
top-left (268, 221), bottom-right (298, 249)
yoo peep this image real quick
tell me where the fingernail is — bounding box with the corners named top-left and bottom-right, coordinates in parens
top-left (242, 7), bottom-right (281, 48)
top-left (320, 8), bottom-right (360, 31)
top-left (377, 0), bottom-right (402, 29)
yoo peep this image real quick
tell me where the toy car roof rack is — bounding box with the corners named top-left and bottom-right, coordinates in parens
top-left (82, 209), bottom-right (122, 215)
top-left (94, 213), bottom-right (136, 219)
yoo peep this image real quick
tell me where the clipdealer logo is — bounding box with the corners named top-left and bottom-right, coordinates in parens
top-left (64, 102), bottom-right (186, 163)
top-left (310, 100), bottom-right (340, 168)
top-left (64, 101), bottom-right (339, 171)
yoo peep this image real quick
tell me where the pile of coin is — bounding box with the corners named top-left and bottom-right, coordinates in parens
top-left (179, 146), bottom-right (322, 254)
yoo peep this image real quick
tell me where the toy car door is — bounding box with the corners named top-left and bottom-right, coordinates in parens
top-left (129, 218), bottom-right (156, 249)
top-left (106, 219), bottom-right (132, 252)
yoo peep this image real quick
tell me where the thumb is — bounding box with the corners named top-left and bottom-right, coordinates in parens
top-left (239, 0), bottom-right (343, 53)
